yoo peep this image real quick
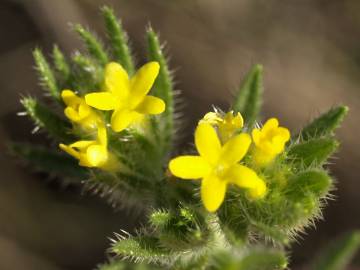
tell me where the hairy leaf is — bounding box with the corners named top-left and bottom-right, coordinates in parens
top-left (102, 6), bottom-right (135, 74)
top-left (232, 64), bottom-right (263, 127)
top-left (75, 24), bottom-right (108, 65)
top-left (310, 231), bottom-right (360, 270)
top-left (21, 97), bottom-right (74, 142)
top-left (288, 138), bottom-right (339, 168)
top-left (300, 106), bottom-right (348, 140)
top-left (33, 48), bottom-right (59, 100)
top-left (10, 142), bottom-right (86, 178)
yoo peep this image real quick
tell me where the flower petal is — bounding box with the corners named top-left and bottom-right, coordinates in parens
top-left (61, 90), bottom-right (79, 106)
top-left (226, 164), bottom-right (260, 188)
top-left (129, 62), bottom-right (160, 107)
top-left (195, 123), bottom-right (221, 165)
top-left (59, 143), bottom-right (80, 159)
top-left (97, 124), bottom-right (108, 146)
top-left (277, 127), bottom-right (290, 141)
top-left (201, 175), bottom-right (227, 212)
top-left (135, 95), bottom-right (165, 115)
top-left (70, 140), bottom-right (95, 149)
top-left (220, 133), bottom-right (251, 165)
top-left (86, 145), bottom-right (108, 167)
top-left (247, 180), bottom-right (267, 199)
top-left (262, 118), bottom-right (279, 133)
top-left (64, 107), bottom-right (82, 122)
top-left (104, 62), bottom-right (130, 99)
top-left (85, 92), bottom-right (118, 110)
top-left (169, 156), bottom-right (211, 179)
top-left (226, 164), bottom-right (267, 199)
top-left (252, 128), bottom-right (261, 145)
top-left (111, 109), bottom-right (141, 132)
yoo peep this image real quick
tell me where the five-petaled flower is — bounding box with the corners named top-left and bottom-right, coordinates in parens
top-left (59, 124), bottom-right (114, 170)
top-left (85, 61), bottom-right (165, 132)
top-left (201, 111), bottom-right (244, 142)
top-left (169, 122), bottom-right (266, 212)
top-left (61, 89), bottom-right (101, 130)
top-left (252, 118), bottom-right (290, 167)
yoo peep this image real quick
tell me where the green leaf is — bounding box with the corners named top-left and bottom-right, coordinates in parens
top-left (287, 169), bottom-right (332, 198)
top-left (102, 6), bottom-right (135, 74)
top-left (74, 24), bottom-right (108, 65)
top-left (9, 142), bottom-right (86, 178)
top-left (52, 45), bottom-right (70, 84)
top-left (149, 209), bottom-right (172, 229)
top-left (98, 260), bottom-right (155, 270)
top-left (71, 52), bottom-right (103, 92)
top-left (210, 249), bottom-right (287, 270)
top-left (21, 97), bottom-right (74, 142)
top-left (311, 231), bottom-right (360, 270)
top-left (232, 64), bottom-right (263, 127)
top-left (146, 27), bottom-right (175, 155)
top-left (300, 106), bottom-right (349, 140)
top-left (288, 138), bottom-right (339, 168)
top-left (239, 249), bottom-right (288, 270)
top-left (33, 48), bottom-right (59, 100)
top-left (112, 235), bottom-right (169, 263)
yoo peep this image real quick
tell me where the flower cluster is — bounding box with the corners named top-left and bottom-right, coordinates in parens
top-left (60, 60), bottom-right (290, 212)
top-left (59, 61), bottom-right (165, 169)
top-left (169, 111), bottom-right (290, 212)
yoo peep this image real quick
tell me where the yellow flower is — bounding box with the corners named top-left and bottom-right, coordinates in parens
top-left (200, 111), bottom-right (243, 142)
top-left (169, 123), bottom-right (266, 212)
top-left (59, 124), bottom-right (115, 170)
top-left (85, 61), bottom-right (165, 132)
top-left (61, 90), bottom-right (101, 130)
top-left (252, 118), bottom-right (290, 167)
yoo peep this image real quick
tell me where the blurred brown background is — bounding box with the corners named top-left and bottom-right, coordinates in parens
top-left (0, 0), bottom-right (359, 269)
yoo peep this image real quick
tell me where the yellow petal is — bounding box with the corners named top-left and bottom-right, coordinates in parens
top-left (85, 92), bottom-right (118, 110)
top-left (59, 143), bottom-right (80, 159)
top-left (195, 123), bottom-right (221, 165)
top-left (135, 95), bottom-right (165, 115)
top-left (233, 112), bottom-right (244, 128)
top-left (78, 103), bottom-right (91, 119)
top-left (200, 112), bottom-right (222, 125)
top-left (104, 62), bottom-right (130, 99)
top-left (64, 107), bottom-right (82, 122)
top-left (78, 153), bottom-right (93, 167)
top-left (247, 179), bottom-right (267, 199)
top-left (262, 118), bottom-right (279, 133)
top-left (97, 124), bottom-right (108, 146)
top-left (169, 156), bottom-right (211, 179)
top-left (201, 175), bottom-right (227, 212)
top-left (70, 140), bottom-right (95, 149)
top-left (277, 127), bottom-right (290, 141)
top-left (226, 164), bottom-right (260, 189)
top-left (129, 62), bottom-right (160, 107)
top-left (61, 89), bottom-right (79, 106)
top-left (86, 145), bottom-right (108, 166)
top-left (226, 164), bottom-right (267, 199)
top-left (251, 128), bottom-right (261, 146)
top-left (220, 133), bottom-right (251, 165)
top-left (111, 109), bottom-right (140, 132)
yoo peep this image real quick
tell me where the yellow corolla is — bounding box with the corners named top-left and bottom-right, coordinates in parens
top-left (61, 90), bottom-right (101, 130)
top-left (252, 118), bottom-right (290, 167)
top-left (169, 123), bottom-right (266, 212)
top-left (59, 124), bottom-right (113, 169)
top-left (85, 61), bottom-right (165, 132)
top-left (201, 111), bottom-right (243, 142)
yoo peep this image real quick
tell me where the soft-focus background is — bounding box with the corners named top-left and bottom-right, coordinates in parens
top-left (0, 0), bottom-right (359, 269)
